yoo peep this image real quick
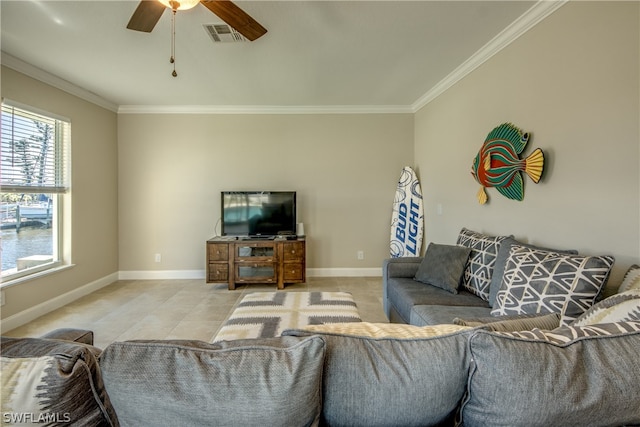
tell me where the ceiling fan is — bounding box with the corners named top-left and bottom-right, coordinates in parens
top-left (126, 0), bottom-right (267, 42)
top-left (127, 0), bottom-right (266, 77)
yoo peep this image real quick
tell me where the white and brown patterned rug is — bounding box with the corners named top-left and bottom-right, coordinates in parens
top-left (212, 291), bottom-right (361, 342)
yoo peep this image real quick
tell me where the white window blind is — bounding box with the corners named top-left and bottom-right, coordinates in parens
top-left (1, 103), bottom-right (69, 194)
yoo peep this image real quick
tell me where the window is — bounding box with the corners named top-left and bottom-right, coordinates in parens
top-left (1, 101), bottom-right (70, 282)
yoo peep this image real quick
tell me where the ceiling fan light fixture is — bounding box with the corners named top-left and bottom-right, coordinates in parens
top-left (158, 0), bottom-right (199, 11)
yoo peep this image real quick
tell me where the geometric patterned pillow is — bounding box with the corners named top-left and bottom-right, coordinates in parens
top-left (572, 289), bottom-right (640, 326)
top-left (618, 264), bottom-right (640, 293)
top-left (456, 228), bottom-right (511, 301)
top-left (488, 237), bottom-right (578, 308)
top-left (491, 245), bottom-right (615, 326)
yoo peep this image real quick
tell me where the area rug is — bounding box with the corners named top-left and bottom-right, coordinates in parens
top-left (212, 291), bottom-right (361, 342)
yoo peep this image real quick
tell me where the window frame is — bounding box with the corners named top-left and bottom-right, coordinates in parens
top-left (1, 99), bottom-right (71, 285)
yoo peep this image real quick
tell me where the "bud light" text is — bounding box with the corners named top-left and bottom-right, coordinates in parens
top-left (394, 199), bottom-right (420, 255)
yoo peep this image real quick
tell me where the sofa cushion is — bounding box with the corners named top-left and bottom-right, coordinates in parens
top-left (414, 243), bottom-right (471, 294)
top-left (488, 237), bottom-right (578, 307)
top-left (0, 337), bottom-right (117, 427)
top-left (492, 245), bottom-right (614, 325)
top-left (618, 264), bottom-right (640, 292)
top-left (573, 289), bottom-right (640, 326)
top-left (410, 305), bottom-right (492, 326)
top-left (460, 322), bottom-right (640, 426)
top-left (283, 323), bottom-right (473, 427)
top-left (99, 336), bottom-right (324, 427)
top-left (456, 227), bottom-right (511, 301)
top-left (387, 277), bottom-right (489, 323)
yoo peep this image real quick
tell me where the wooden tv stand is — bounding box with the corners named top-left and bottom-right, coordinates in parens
top-left (206, 237), bottom-right (306, 290)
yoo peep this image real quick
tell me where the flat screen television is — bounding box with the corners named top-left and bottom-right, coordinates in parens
top-left (221, 191), bottom-right (297, 237)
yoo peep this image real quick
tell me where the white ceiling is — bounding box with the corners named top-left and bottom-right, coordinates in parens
top-left (1, 1), bottom-right (560, 112)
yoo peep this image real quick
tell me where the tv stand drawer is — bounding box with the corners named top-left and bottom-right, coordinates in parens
top-left (208, 264), bottom-right (228, 282)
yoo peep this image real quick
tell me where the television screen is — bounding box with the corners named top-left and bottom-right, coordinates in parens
top-left (221, 191), bottom-right (296, 237)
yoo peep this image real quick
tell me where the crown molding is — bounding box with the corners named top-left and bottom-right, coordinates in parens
top-left (2, 0), bottom-right (564, 116)
top-left (117, 104), bottom-right (414, 115)
top-left (412, 0), bottom-right (567, 112)
top-left (1, 52), bottom-right (119, 113)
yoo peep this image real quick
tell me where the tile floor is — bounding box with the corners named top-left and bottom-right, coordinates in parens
top-left (4, 277), bottom-right (388, 348)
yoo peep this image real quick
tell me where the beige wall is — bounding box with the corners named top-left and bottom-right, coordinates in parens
top-left (1, 66), bottom-right (119, 319)
top-left (117, 113), bottom-right (414, 273)
top-left (414, 1), bottom-right (640, 294)
top-left (2, 0), bottom-right (639, 325)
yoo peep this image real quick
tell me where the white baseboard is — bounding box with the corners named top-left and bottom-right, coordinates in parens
top-left (2, 268), bottom-right (383, 333)
top-left (1, 272), bottom-right (118, 334)
top-left (307, 268), bottom-right (382, 277)
top-left (119, 268), bottom-right (382, 280)
top-left (118, 270), bottom-right (205, 280)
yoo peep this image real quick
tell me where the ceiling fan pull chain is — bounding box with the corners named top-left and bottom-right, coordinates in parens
top-left (170, 8), bottom-right (177, 77)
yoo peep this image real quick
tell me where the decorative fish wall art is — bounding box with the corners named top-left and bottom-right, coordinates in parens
top-left (471, 123), bottom-right (544, 204)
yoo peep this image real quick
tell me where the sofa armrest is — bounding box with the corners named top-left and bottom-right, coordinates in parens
top-left (382, 257), bottom-right (423, 319)
top-left (453, 313), bottom-right (561, 332)
top-left (40, 328), bottom-right (94, 345)
top-left (383, 257), bottom-right (423, 279)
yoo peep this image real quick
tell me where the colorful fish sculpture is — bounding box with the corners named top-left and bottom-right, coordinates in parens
top-left (471, 123), bottom-right (544, 204)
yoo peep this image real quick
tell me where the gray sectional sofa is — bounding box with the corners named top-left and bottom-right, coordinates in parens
top-left (2, 315), bottom-right (640, 427)
top-left (2, 228), bottom-right (639, 426)
top-left (383, 227), bottom-right (613, 327)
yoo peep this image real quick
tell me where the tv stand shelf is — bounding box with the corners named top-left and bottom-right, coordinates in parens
top-left (206, 237), bottom-right (306, 290)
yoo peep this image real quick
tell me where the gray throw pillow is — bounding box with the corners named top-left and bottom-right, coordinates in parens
top-left (414, 243), bottom-right (472, 294)
top-left (99, 336), bottom-right (325, 427)
top-left (460, 322), bottom-right (640, 426)
top-left (488, 237), bottom-right (578, 307)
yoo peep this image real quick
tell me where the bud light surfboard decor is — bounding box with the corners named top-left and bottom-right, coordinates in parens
top-left (390, 166), bottom-right (424, 258)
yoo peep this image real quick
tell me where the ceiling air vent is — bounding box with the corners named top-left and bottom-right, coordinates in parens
top-left (203, 24), bottom-right (247, 43)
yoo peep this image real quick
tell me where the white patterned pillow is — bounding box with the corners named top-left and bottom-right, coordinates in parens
top-left (456, 228), bottom-right (511, 301)
top-left (618, 264), bottom-right (640, 292)
top-left (0, 337), bottom-right (117, 426)
top-left (572, 289), bottom-right (640, 326)
top-left (491, 245), bottom-right (614, 325)
top-left (497, 321), bottom-right (640, 344)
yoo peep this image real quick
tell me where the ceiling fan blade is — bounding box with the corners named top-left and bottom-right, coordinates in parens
top-left (201, 0), bottom-right (267, 41)
top-left (127, 0), bottom-right (167, 33)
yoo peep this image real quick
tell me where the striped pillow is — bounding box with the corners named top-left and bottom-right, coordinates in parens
top-left (573, 289), bottom-right (640, 326)
top-left (618, 264), bottom-right (640, 292)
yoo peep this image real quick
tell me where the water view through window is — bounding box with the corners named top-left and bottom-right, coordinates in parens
top-left (1, 227), bottom-right (53, 272)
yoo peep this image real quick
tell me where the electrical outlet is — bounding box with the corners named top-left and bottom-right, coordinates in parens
top-left (154, 253), bottom-right (161, 263)
top-left (357, 250), bottom-right (364, 260)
